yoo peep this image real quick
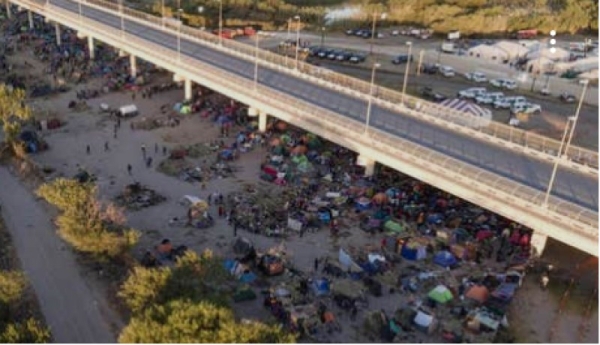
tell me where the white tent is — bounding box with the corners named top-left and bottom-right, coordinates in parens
top-left (527, 46), bottom-right (570, 62)
top-left (494, 41), bottom-right (529, 59)
top-left (525, 56), bottom-right (555, 74)
top-left (578, 69), bottom-right (598, 81)
top-left (553, 56), bottom-right (599, 73)
top-left (467, 44), bottom-right (509, 62)
top-left (440, 98), bottom-right (492, 127)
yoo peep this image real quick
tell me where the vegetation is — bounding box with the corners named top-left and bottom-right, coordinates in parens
top-left (119, 299), bottom-right (294, 343)
top-left (36, 179), bottom-right (139, 260)
top-left (0, 272), bottom-right (50, 343)
top-left (0, 84), bottom-right (31, 154)
top-left (143, 0), bottom-right (597, 35)
top-left (118, 250), bottom-right (295, 343)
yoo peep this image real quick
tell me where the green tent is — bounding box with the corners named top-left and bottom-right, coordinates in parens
top-left (384, 220), bottom-right (403, 233)
top-left (428, 285), bottom-right (453, 304)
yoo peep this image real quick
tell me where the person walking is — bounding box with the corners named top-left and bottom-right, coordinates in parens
top-left (314, 258), bottom-right (319, 272)
top-left (141, 144), bottom-right (146, 159)
top-left (104, 141), bottom-right (109, 151)
top-left (146, 157), bottom-right (153, 168)
top-left (127, 164), bottom-right (132, 175)
top-left (233, 220), bottom-right (238, 237)
top-left (163, 146), bottom-right (167, 156)
top-left (218, 205), bottom-right (224, 218)
top-left (86, 145), bottom-right (91, 155)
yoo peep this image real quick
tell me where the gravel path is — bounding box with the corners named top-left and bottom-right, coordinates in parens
top-left (0, 167), bottom-right (117, 343)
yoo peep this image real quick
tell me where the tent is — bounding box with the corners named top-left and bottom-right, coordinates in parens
top-left (465, 285), bottom-right (490, 303)
top-left (413, 310), bottom-right (436, 334)
top-left (311, 278), bottom-right (330, 296)
top-left (467, 44), bottom-right (509, 62)
top-left (384, 220), bottom-right (403, 234)
top-left (401, 240), bottom-right (427, 261)
top-left (355, 197), bottom-right (372, 211)
top-left (493, 41), bottom-right (529, 59)
top-left (433, 250), bottom-right (458, 268)
top-left (428, 285), bottom-right (454, 304)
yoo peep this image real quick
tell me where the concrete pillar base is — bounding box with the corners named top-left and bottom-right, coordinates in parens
top-left (530, 232), bottom-right (548, 258)
top-left (55, 23), bottom-right (61, 46)
top-left (357, 155), bottom-right (376, 177)
top-left (258, 111), bottom-right (268, 132)
top-left (130, 55), bottom-right (137, 78)
top-left (27, 10), bottom-right (33, 29)
top-left (184, 79), bottom-right (192, 101)
top-left (247, 107), bottom-right (259, 117)
top-left (87, 36), bottom-right (95, 59)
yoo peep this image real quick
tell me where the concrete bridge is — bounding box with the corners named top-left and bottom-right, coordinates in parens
top-left (4, 0), bottom-right (598, 256)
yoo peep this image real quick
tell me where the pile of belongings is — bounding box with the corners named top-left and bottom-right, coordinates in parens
top-left (19, 130), bottom-right (48, 153)
top-left (115, 182), bottom-right (166, 209)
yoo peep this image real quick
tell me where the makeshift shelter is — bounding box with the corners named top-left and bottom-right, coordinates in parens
top-left (401, 240), bottom-right (428, 261)
top-left (413, 310), bottom-right (436, 334)
top-left (433, 250), bottom-right (458, 268)
top-left (440, 99), bottom-right (492, 128)
top-left (384, 220), bottom-right (403, 234)
top-left (428, 285), bottom-right (454, 304)
top-left (310, 278), bottom-right (331, 296)
top-left (233, 237), bottom-right (256, 262)
top-left (467, 44), bottom-right (509, 62)
top-left (338, 248), bottom-right (363, 272)
top-left (355, 197), bottom-right (372, 211)
top-left (466, 285), bottom-right (490, 304)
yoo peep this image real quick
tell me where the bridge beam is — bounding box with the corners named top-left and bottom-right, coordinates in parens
top-left (118, 49), bottom-right (127, 58)
top-left (357, 155), bottom-right (376, 177)
top-left (530, 232), bottom-right (548, 258)
top-left (258, 111), bottom-right (268, 133)
top-left (130, 55), bottom-right (137, 78)
top-left (55, 23), bottom-right (61, 46)
top-left (87, 36), bottom-right (95, 59)
top-left (27, 10), bottom-right (33, 29)
top-left (184, 79), bottom-right (192, 101)
top-left (247, 107), bottom-right (259, 117)
top-left (173, 74), bottom-right (184, 83)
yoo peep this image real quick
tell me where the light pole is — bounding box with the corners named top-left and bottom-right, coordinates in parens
top-left (564, 79), bottom-right (589, 155)
top-left (364, 62), bottom-right (381, 134)
top-left (253, 34), bottom-right (260, 91)
top-left (320, 26), bottom-right (325, 48)
top-left (543, 80), bottom-right (589, 207)
top-left (284, 18), bottom-right (291, 65)
top-left (177, 7), bottom-right (183, 63)
top-left (401, 41), bottom-right (413, 104)
top-left (197, 6), bottom-right (205, 29)
top-left (369, 11), bottom-right (386, 55)
top-left (217, 0), bottom-right (223, 46)
top-left (294, 15), bottom-right (301, 70)
top-left (416, 49), bottom-right (424, 76)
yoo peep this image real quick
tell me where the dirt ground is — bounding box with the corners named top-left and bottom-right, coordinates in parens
top-left (3, 37), bottom-right (598, 343)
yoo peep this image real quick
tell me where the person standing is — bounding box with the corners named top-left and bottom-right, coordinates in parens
top-left (86, 145), bottom-right (91, 155)
top-left (141, 144), bottom-right (146, 159)
top-left (127, 164), bottom-right (132, 175)
top-left (314, 258), bottom-right (319, 272)
top-left (104, 141), bottom-right (109, 151)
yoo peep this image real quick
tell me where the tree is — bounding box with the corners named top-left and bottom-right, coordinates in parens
top-left (0, 319), bottom-right (51, 343)
top-left (36, 179), bottom-right (139, 258)
top-left (0, 271), bottom-right (26, 305)
top-left (0, 85), bottom-right (31, 146)
top-left (118, 299), bottom-right (295, 343)
top-left (119, 250), bottom-right (231, 314)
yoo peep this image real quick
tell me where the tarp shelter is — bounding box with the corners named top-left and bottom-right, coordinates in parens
top-left (384, 220), bottom-right (403, 234)
top-left (440, 99), bottom-right (492, 128)
top-left (233, 237), bottom-right (255, 258)
top-left (428, 285), bottom-right (454, 304)
top-left (466, 285), bottom-right (490, 303)
top-left (355, 197), bottom-right (372, 211)
top-left (310, 278), bottom-right (330, 296)
top-left (413, 310), bottom-right (436, 334)
top-left (467, 44), bottom-right (509, 62)
top-left (434, 250), bottom-right (458, 268)
top-left (338, 249), bottom-right (363, 272)
top-left (401, 240), bottom-right (428, 261)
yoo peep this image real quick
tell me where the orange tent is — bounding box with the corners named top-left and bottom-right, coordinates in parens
top-left (291, 145), bottom-right (308, 155)
top-left (465, 285), bottom-right (489, 303)
top-left (372, 192), bottom-right (388, 204)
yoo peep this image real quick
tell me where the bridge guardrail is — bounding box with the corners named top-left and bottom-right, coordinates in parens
top-left (20, 0), bottom-right (598, 239)
top-left (55, 0), bottom-right (599, 173)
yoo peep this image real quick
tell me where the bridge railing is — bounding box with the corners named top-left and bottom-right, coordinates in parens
top-left (69, 0), bottom-right (599, 172)
top-left (18, 0), bottom-right (600, 243)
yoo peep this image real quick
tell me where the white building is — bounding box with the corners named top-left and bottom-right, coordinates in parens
top-left (466, 44), bottom-right (509, 62)
top-left (494, 41), bottom-right (529, 60)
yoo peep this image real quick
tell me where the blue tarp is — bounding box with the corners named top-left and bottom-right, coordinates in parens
top-left (433, 251), bottom-right (458, 268)
top-left (240, 272), bottom-right (257, 283)
top-left (310, 278), bottom-right (330, 296)
top-left (401, 245), bottom-right (427, 261)
top-left (491, 283), bottom-right (518, 302)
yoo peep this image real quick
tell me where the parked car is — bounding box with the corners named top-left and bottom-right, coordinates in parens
top-left (308, 46), bottom-right (323, 57)
top-left (420, 63), bottom-right (439, 74)
top-left (493, 96), bottom-right (527, 109)
top-left (464, 72), bottom-right (488, 83)
top-left (511, 102), bottom-right (542, 114)
top-left (475, 92), bottom-right (504, 105)
top-left (391, 29), bottom-right (400, 36)
top-left (327, 50), bottom-right (344, 60)
top-left (391, 54), bottom-right (414, 64)
top-left (349, 53), bottom-right (367, 64)
top-left (458, 87), bottom-right (486, 99)
top-left (491, 78), bottom-right (517, 90)
top-left (559, 92), bottom-right (576, 103)
top-left (439, 65), bottom-right (455, 77)
top-left (421, 87), bottom-right (447, 102)
top-left (317, 48), bottom-right (334, 59)
top-left (336, 51), bottom-right (353, 61)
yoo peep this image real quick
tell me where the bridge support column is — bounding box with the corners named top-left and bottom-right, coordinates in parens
top-left (184, 79), bottom-right (192, 101)
top-left (55, 23), bottom-right (61, 46)
top-left (27, 10), bottom-right (33, 30)
top-left (130, 55), bottom-right (137, 78)
top-left (247, 107), bottom-right (259, 118)
top-left (357, 155), bottom-right (376, 177)
top-left (5, 1), bottom-right (10, 19)
top-left (258, 111), bottom-right (268, 133)
top-left (87, 36), bottom-right (95, 59)
top-left (530, 232), bottom-right (548, 257)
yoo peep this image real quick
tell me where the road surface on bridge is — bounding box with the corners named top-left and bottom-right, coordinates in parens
top-left (50, 0), bottom-right (598, 212)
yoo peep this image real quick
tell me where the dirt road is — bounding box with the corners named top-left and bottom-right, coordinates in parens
top-left (0, 167), bottom-right (117, 343)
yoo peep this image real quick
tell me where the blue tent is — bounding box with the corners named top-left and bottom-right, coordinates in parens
top-left (433, 251), bottom-right (458, 268)
top-left (427, 213), bottom-right (444, 225)
top-left (310, 278), bottom-right (330, 296)
top-left (240, 272), bottom-right (257, 283)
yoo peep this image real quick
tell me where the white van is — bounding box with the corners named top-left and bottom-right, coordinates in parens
top-left (439, 66), bottom-right (455, 77)
top-left (118, 104), bottom-right (139, 118)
